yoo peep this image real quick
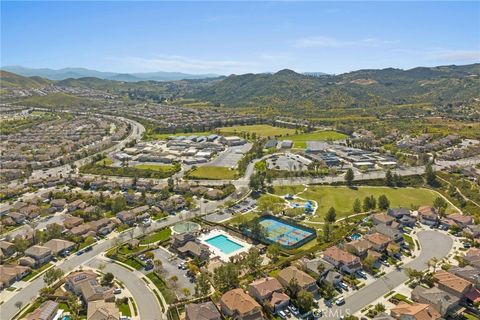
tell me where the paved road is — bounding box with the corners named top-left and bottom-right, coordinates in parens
top-left (0, 212), bottom-right (191, 320)
top-left (86, 257), bottom-right (163, 320)
top-left (328, 230), bottom-right (453, 318)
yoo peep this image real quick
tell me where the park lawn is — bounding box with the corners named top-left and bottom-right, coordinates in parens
top-left (134, 164), bottom-right (177, 172)
top-left (22, 262), bottom-right (53, 281)
top-left (271, 185), bottom-right (306, 196)
top-left (290, 186), bottom-right (454, 222)
top-left (96, 157), bottom-right (113, 166)
top-left (187, 166), bottom-right (238, 180)
top-left (145, 131), bottom-right (212, 141)
top-left (288, 130), bottom-right (348, 148)
top-left (218, 124), bottom-right (296, 138)
top-left (140, 228), bottom-right (172, 245)
top-left (226, 211), bottom-right (260, 226)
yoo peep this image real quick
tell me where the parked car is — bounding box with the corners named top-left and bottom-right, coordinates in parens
top-left (76, 250), bottom-right (84, 256)
top-left (338, 282), bottom-right (349, 291)
top-left (144, 264), bottom-right (153, 271)
top-left (313, 310), bottom-right (323, 318)
top-left (113, 288), bottom-right (122, 294)
top-left (278, 310), bottom-right (287, 319)
top-left (335, 297), bottom-right (345, 305)
top-left (356, 270), bottom-right (367, 279)
top-left (288, 305), bottom-right (300, 316)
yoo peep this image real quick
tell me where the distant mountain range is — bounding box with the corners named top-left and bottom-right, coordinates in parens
top-left (1, 66), bottom-right (221, 82)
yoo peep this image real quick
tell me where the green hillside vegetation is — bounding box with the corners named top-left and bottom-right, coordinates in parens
top-left (18, 92), bottom-right (103, 109)
top-left (0, 70), bottom-right (51, 89)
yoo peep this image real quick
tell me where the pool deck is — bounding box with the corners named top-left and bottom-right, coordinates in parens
top-left (198, 229), bottom-right (252, 262)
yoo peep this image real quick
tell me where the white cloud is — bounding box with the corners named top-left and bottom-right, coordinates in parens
top-left (292, 36), bottom-right (396, 48)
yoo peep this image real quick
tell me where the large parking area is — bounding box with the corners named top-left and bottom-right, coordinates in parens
top-left (205, 143), bottom-right (252, 168)
top-left (204, 197), bottom-right (256, 223)
top-left (266, 153), bottom-right (312, 171)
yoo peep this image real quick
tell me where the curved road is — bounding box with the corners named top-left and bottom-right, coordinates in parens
top-left (329, 230), bottom-right (453, 317)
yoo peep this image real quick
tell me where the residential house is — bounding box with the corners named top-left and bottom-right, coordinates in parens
top-left (390, 302), bottom-right (441, 320)
top-left (116, 211), bottom-right (136, 226)
top-left (50, 199), bottom-right (67, 210)
top-left (24, 245), bottom-right (52, 266)
top-left (205, 189), bottom-right (225, 200)
top-left (433, 270), bottom-right (473, 298)
top-left (417, 207), bottom-right (439, 226)
top-left (66, 270), bottom-right (114, 303)
top-left (411, 286), bottom-right (460, 316)
top-left (171, 233), bottom-right (196, 250)
top-left (345, 239), bottom-right (373, 258)
top-left (321, 269), bottom-right (343, 287)
top-left (43, 239), bottom-right (75, 256)
top-left (449, 265), bottom-right (480, 288)
top-left (220, 288), bottom-right (263, 320)
top-left (464, 248), bottom-right (480, 268)
top-left (185, 301), bottom-right (222, 320)
top-left (6, 212), bottom-right (26, 224)
top-left (323, 246), bottom-right (362, 274)
top-left (300, 257), bottom-right (334, 278)
top-left (374, 224), bottom-right (404, 243)
top-left (248, 277), bottom-right (290, 312)
top-left (387, 208), bottom-right (411, 219)
top-left (0, 265), bottom-right (31, 290)
top-left (68, 199), bottom-right (87, 212)
top-left (371, 213), bottom-right (394, 226)
top-left (365, 233), bottom-right (392, 252)
top-left (26, 300), bottom-right (59, 320)
top-left (446, 213), bottom-right (473, 228)
top-left (64, 215), bottom-right (84, 229)
top-left (398, 216), bottom-right (416, 228)
top-left (0, 241), bottom-right (16, 257)
top-left (87, 300), bottom-right (120, 320)
top-left (373, 313), bottom-right (395, 320)
top-left (277, 266), bottom-right (319, 294)
top-left (465, 224), bottom-right (480, 238)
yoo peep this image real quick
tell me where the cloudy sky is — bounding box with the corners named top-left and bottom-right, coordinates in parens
top-left (2, 1), bottom-right (479, 75)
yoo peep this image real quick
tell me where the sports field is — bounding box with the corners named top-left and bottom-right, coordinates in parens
top-left (288, 130), bottom-right (348, 148)
top-left (218, 124), bottom-right (296, 137)
top-left (187, 166), bottom-right (238, 180)
top-left (273, 185), bottom-right (455, 222)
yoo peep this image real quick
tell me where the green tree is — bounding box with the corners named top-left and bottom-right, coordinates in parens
top-left (266, 244), bottom-right (280, 262)
top-left (101, 272), bottom-right (114, 286)
top-left (111, 196), bottom-right (127, 213)
top-left (353, 198), bottom-right (362, 213)
top-left (296, 289), bottom-right (314, 313)
top-left (345, 168), bottom-right (354, 186)
top-left (14, 237), bottom-right (28, 253)
top-left (325, 207), bottom-right (337, 223)
top-left (374, 303), bottom-right (386, 313)
top-left (385, 169), bottom-right (393, 187)
top-left (433, 197), bottom-right (448, 217)
top-left (43, 267), bottom-right (64, 286)
top-left (363, 196), bottom-right (372, 212)
top-left (286, 278), bottom-right (301, 298)
top-left (378, 195), bottom-right (390, 210)
top-left (213, 263), bottom-right (239, 293)
top-left (244, 248), bottom-right (262, 276)
top-left (195, 272), bottom-right (211, 297)
top-left (322, 223), bottom-right (332, 242)
top-left (425, 163), bottom-right (437, 187)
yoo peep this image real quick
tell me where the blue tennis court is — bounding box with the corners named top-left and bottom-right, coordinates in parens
top-left (259, 216), bottom-right (315, 247)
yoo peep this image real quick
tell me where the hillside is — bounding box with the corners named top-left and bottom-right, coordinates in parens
top-left (0, 70), bottom-right (51, 89)
top-left (188, 64), bottom-right (480, 111)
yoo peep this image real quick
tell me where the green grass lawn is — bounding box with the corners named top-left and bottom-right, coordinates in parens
top-left (96, 157), bottom-right (113, 166)
top-left (288, 130), bottom-right (349, 148)
top-left (22, 262), bottom-right (53, 281)
top-left (402, 234), bottom-right (415, 249)
top-left (218, 124), bottom-right (296, 138)
top-left (187, 166), bottom-right (238, 180)
top-left (134, 164), bottom-right (177, 172)
top-left (124, 258), bottom-right (144, 270)
top-left (118, 302), bottom-right (132, 317)
top-left (271, 185), bottom-right (306, 196)
top-left (146, 272), bottom-right (176, 304)
top-left (140, 228), bottom-right (172, 245)
top-left (226, 211), bottom-right (260, 226)
top-left (275, 185), bottom-right (454, 222)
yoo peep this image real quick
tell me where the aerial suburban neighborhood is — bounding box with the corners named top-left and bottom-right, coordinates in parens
top-left (1, 1), bottom-right (480, 320)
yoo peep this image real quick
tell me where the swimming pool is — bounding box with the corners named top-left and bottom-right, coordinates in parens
top-left (350, 233), bottom-right (362, 240)
top-left (205, 234), bottom-right (244, 254)
top-left (257, 216), bottom-right (316, 248)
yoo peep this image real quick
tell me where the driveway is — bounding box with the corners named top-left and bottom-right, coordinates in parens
top-left (326, 230), bottom-right (453, 318)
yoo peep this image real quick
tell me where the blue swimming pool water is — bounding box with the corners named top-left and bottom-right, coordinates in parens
top-left (259, 217), bottom-right (315, 247)
top-left (205, 235), bottom-right (244, 254)
top-left (350, 233), bottom-right (362, 240)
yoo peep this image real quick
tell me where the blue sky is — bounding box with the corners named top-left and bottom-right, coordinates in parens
top-left (2, 1), bottom-right (479, 75)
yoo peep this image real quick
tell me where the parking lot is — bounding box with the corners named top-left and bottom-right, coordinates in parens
top-left (266, 153), bottom-right (312, 171)
top-left (205, 143), bottom-right (252, 168)
top-left (203, 197), bottom-right (257, 223)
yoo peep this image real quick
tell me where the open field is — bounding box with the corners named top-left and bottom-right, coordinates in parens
top-left (273, 185), bottom-right (455, 222)
top-left (134, 164), bottom-right (177, 172)
top-left (140, 228), bottom-right (172, 245)
top-left (288, 130), bottom-right (349, 148)
top-left (96, 157), bottom-right (113, 166)
top-left (187, 166), bottom-right (238, 180)
top-left (218, 124), bottom-right (296, 138)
